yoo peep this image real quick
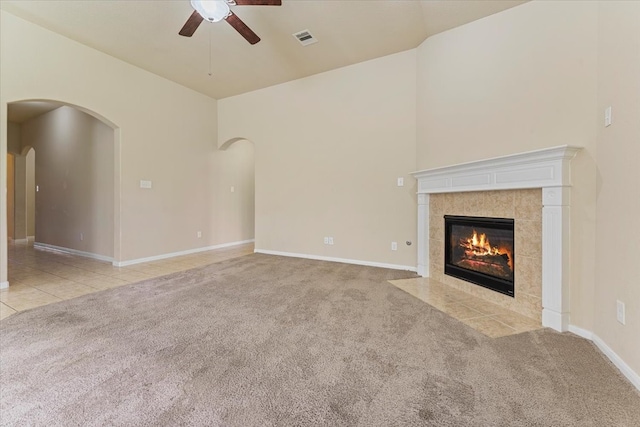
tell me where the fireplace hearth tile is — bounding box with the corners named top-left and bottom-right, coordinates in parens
top-left (492, 313), bottom-right (542, 333)
top-left (463, 316), bottom-right (517, 338)
top-left (388, 277), bottom-right (542, 338)
top-left (439, 302), bottom-right (485, 321)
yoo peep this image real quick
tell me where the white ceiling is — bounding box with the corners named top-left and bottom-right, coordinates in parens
top-left (1, 0), bottom-right (526, 100)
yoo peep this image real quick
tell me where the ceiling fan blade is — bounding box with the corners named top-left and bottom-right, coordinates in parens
top-left (234, 0), bottom-right (281, 5)
top-left (225, 12), bottom-right (261, 45)
top-left (179, 11), bottom-right (204, 37)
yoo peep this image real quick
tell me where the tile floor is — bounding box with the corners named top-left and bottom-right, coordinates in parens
top-left (1, 241), bottom-right (254, 320)
top-left (389, 277), bottom-right (543, 338)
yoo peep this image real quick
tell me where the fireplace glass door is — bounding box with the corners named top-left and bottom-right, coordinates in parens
top-left (444, 215), bottom-right (515, 297)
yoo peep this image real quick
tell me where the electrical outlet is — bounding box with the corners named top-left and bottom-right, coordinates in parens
top-left (79, 232), bottom-right (84, 241)
top-left (328, 237), bottom-right (334, 245)
top-left (391, 241), bottom-right (398, 251)
top-left (323, 237), bottom-right (329, 244)
top-left (616, 300), bottom-right (625, 325)
top-left (197, 231), bottom-right (202, 238)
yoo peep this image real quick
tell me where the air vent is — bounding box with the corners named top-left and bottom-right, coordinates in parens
top-left (293, 29), bottom-right (318, 46)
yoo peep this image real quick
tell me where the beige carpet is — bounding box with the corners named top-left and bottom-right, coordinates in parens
top-left (1, 254), bottom-right (639, 426)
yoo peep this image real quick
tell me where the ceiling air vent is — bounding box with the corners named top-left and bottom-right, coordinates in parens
top-left (293, 29), bottom-right (318, 46)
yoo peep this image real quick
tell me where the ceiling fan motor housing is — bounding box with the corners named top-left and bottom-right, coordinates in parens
top-left (191, 0), bottom-right (231, 23)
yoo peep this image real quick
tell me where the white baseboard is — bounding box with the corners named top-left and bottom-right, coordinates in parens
top-left (0, 281), bottom-right (9, 290)
top-left (34, 242), bottom-right (114, 263)
top-left (254, 249), bottom-right (417, 272)
top-left (569, 324), bottom-right (640, 391)
top-left (113, 239), bottom-right (255, 267)
top-left (11, 238), bottom-right (28, 244)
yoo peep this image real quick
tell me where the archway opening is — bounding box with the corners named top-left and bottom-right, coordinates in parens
top-left (218, 138), bottom-right (256, 244)
top-left (3, 99), bottom-right (121, 287)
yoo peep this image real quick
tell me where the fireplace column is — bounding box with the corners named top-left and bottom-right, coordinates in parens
top-left (417, 194), bottom-right (429, 277)
top-left (542, 186), bottom-right (571, 332)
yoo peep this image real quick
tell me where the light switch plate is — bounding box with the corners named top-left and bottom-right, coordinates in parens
top-left (140, 180), bottom-right (152, 189)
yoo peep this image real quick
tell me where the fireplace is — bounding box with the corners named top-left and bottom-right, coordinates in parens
top-left (444, 215), bottom-right (515, 297)
top-left (411, 146), bottom-right (581, 331)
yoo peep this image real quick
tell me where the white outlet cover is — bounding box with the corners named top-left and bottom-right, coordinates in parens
top-left (140, 180), bottom-right (152, 189)
top-left (323, 237), bottom-right (329, 244)
top-left (397, 177), bottom-right (404, 187)
top-left (328, 237), bottom-right (334, 245)
top-left (391, 242), bottom-right (398, 251)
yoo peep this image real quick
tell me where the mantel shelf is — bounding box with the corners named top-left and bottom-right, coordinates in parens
top-left (410, 145), bottom-right (582, 194)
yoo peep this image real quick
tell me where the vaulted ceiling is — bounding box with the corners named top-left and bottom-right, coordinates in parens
top-left (1, 0), bottom-right (526, 100)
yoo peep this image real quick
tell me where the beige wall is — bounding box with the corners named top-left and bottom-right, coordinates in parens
top-left (8, 121), bottom-right (30, 241)
top-left (20, 106), bottom-right (114, 257)
top-left (6, 154), bottom-right (14, 240)
top-left (12, 153), bottom-right (27, 241)
top-left (219, 50), bottom-right (417, 268)
top-left (594, 1), bottom-right (640, 376)
top-left (1, 10), bottom-right (255, 276)
top-left (6, 122), bottom-right (20, 241)
top-left (7, 121), bottom-right (20, 154)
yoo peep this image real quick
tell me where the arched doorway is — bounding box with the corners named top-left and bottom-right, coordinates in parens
top-left (1, 100), bottom-right (121, 288)
top-left (5, 146), bottom-right (35, 243)
top-left (218, 138), bottom-right (255, 244)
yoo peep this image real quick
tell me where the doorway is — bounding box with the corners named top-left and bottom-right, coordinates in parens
top-left (2, 100), bottom-right (121, 288)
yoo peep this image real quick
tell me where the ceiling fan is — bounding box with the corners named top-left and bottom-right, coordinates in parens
top-left (179, 0), bottom-right (281, 45)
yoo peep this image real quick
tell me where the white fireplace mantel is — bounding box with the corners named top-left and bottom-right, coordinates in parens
top-left (410, 145), bottom-right (582, 332)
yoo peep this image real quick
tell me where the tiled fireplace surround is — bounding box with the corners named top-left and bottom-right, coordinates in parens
top-left (411, 146), bottom-right (581, 332)
top-left (429, 189), bottom-right (542, 321)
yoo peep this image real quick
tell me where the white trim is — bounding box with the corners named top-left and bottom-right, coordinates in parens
top-left (416, 194), bottom-right (429, 277)
top-left (255, 249), bottom-right (417, 272)
top-left (113, 239), bottom-right (255, 267)
top-left (34, 242), bottom-right (114, 263)
top-left (410, 145), bottom-right (582, 333)
top-left (568, 325), bottom-right (640, 391)
top-left (410, 145), bottom-right (581, 194)
top-left (11, 238), bottom-right (28, 244)
top-left (567, 324), bottom-right (593, 340)
top-left (0, 281), bottom-right (9, 290)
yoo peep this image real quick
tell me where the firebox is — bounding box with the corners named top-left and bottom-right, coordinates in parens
top-left (444, 215), bottom-right (515, 297)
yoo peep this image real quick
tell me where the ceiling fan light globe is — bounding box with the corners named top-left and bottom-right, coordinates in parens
top-left (191, 0), bottom-right (230, 23)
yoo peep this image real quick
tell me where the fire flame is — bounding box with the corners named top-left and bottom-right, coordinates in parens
top-left (465, 230), bottom-right (501, 256)
top-left (460, 230), bottom-right (513, 270)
